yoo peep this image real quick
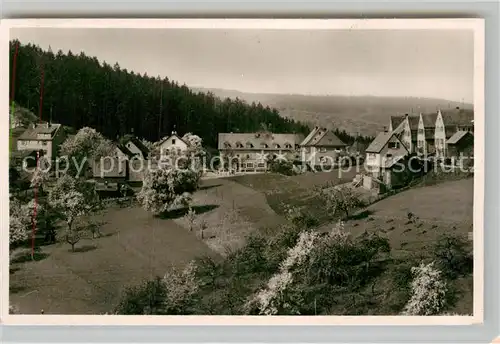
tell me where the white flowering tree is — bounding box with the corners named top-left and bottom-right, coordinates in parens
top-left (402, 261), bottom-right (448, 316)
top-left (9, 198), bottom-right (30, 248)
top-left (245, 230), bottom-right (319, 315)
top-left (137, 166), bottom-right (198, 216)
top-left (318, 185), bottom-right (363, 220)
top-left (30, 162), bottom-right (51, 195)
top-left (60, 127), bottom-right (114, 177)
top-left (48, 175), bottom-right (97, 251)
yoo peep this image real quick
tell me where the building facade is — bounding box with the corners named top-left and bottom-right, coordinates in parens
top-left (218, 131), bottom-right (304, 172)
top-left (416, 112), bottom-right (438, 157)
top-left (16, 122), bottom-right (66, 161)
top-left (299, 127), bottom-right (347, 168)
top-left (434, 108), bottom-right (474, 159)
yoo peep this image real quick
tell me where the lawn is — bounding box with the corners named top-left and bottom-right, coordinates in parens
top-left (10, 203), bottom-right (221, 314)
top-left (9, 173), bottom-right (474, 315)
top-left (334, 178), bottom-right (474, 315)
top-left (228, 169), bottom-right (359, 224)
top-left (172, 178), bottom-right (286, 256)
top-left (9, 177), bottom-right (286, 314)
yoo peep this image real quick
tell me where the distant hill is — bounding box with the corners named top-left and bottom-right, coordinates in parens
top-left (191, 87), bottom-right (473, 137)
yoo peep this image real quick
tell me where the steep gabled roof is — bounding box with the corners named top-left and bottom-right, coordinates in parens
top-left (18, 123), bottom-right (62, 141)
top-left (421, 112), bottom-right (438, 128)
top-left (390, 116), bottom-right (405, 131)
top-left (116, 144), bottom-right (136, 158)
top-left (447, 131), bottom-right (473, 145)
top-left (300, 127), bottom-right (346, 147)
top-left (366, 132), bottom-right (393, 153)
top-left (408, 116), bottom-right (420, 130)
top-left (441, 108), bottom-right (474, 126)
top-left (126, 136), bottom-right (150, 156)
top-left (158, 133), bottom-right (190, 148)
top-left (218, 132), bottom-right (304, 151)
top-left (313, 131), bottom-right (347, 147)
top-left (366, 131), bottom-right (408, 154)
top-left (300, 127), bottom-right (320, 146)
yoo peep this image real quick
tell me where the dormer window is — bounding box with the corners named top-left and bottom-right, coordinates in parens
top-left (274, 144), bottom-right (281, 149)
top-left (284, 143), bottom-right (292, 149)
top-left (246, 142), bottom-right (254, 148)
top-left (236, 142), bottom-right (243, 148)
top-left (261, 143), bottom-right (269, 149)
top-left (224, 142), bottom-right (231, 149)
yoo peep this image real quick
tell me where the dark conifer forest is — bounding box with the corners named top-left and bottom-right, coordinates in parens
top-left (9, 40), bottom-right (372, 147)
top-left (9, 40), bottom-right (313, 147)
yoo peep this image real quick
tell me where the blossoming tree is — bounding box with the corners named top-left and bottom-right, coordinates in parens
top-left (60, 127), bottom-right (114, 177)
top-left (402, 261), bottom-right (448, 315)
top-left (137, 166), bottom-right (199, 216)
top-left (48, 175), bottom-right (98, 251)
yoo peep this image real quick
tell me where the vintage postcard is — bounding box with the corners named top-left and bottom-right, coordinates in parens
top-left (1, 18), bottom-right (484, 326)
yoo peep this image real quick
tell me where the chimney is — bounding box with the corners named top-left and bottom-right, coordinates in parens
top-left (131, 127), bottom-right (134, 134)
top-left (383, 126), bottom-right (388, 133)
top-left (456, 106), bottom-right (460, 110)
top-left (405, 113), bottom-right (409, 117)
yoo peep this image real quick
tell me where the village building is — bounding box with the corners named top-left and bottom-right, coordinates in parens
top-left (218, 131), bottom-right (304, 172)
top-left (434, 107), bottom-right (474, 159)
top-left (157, 131), bottom-right (190, 157)
top-left (122, 136), bottom-right (150, 159)
top-left (446, 131), bottom-right (474, 159)
top-left (16, 122), bottom-right (66, 161)
top-left (388, 114), bottom-right (419, 154)
top-left (364, 130), bottom-right (410, 192)
top-left (299, 127), bottom-right (347, 169)
top-left (416, 112), bottom-right (438, 157)
top-left (92, 151), bottom-right (129, 194)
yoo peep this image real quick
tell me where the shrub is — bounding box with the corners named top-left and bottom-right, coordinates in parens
top-left (268, 159), bottom-right (297, 176)
top-left (432, 234), bottom-right (473, 279)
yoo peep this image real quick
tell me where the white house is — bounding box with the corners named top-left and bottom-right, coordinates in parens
top-left (365, 130), bottom-right (409, 188)
top-left (16, 122), bottom-right (66, 161)
top-left (299, 127), bottom-right (347, 168)
top-left (158, 131), bottom-right (190, 157)
top-left (416, 112), bottom-right (438, 157)
top-left (434, 107), bottom-right (474, 159)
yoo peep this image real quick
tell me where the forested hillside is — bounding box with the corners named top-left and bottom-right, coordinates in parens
top-left (9, 40), bottom-right (310, 148)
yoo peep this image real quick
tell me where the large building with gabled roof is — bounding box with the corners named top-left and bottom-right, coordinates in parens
top-left (218, 131), bottom-right (304, 171)
top-left (299, 126), bottom-right (347, 168)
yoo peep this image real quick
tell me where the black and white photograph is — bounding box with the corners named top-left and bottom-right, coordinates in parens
top-left (5, 19), bottom-right (484, 322)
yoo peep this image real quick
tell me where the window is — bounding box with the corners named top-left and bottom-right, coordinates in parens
top-left (274, 144), bottom-right (281, 149)
top-left (246, 142), bottom-right (254, 148)
top-left (368, 153), bottom-right (376, 159)
top-left (246, 154), bottom-right (250, 159)
top-left (247, 162), bottom-right (254, 168)
top-left (386, 154), bottom-right (393, 158)
top-left (388, 142), bottom-right (400, 149)
top-left (42, 141), bottom-right (47, 146)
top-left (257, 163), bottom-right (265, 168)
top-left (172, 139), bottom-right (176, 144)
top-left (418, 129), bottom-right (424, 134)
top-left (319, 148), bottom-right (327, 153)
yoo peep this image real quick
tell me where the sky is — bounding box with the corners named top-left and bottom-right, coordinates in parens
top-left (11, 28), bottom-right (474, 103)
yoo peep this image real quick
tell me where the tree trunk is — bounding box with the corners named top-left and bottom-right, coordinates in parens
top-left (71, 243), bottom-right (75, 252)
